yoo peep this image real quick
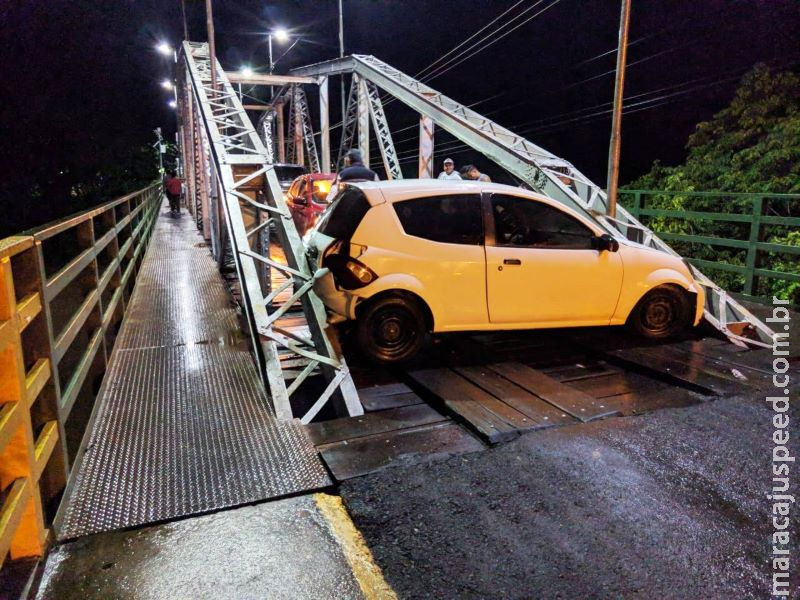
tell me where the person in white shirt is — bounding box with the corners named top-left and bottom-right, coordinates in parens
top-left (437, 158), bottom-right (462, 180)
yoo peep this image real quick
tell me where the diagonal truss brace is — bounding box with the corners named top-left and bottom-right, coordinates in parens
top-left (182, 41), bottom-right (362, 422)
top-left (365, 80), bottom-right (402, 180)
top-left (336, 77), bottom-right (359, 172)
top-left (292, 85), bottom-right (321, 173)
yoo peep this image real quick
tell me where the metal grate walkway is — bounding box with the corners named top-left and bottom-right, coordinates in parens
top-left (56, 207), bottom-right (331, 541)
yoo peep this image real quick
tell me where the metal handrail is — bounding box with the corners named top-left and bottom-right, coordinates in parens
top-left (0, 182), bottom-right (162, 569)
top-left (621, 189), bottom-right (800, 300)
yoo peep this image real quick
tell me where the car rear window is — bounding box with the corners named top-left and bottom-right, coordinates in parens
top-left (393, 194), bottom-right (482, 245)
top-left (317, 186), bottom-right (371, 240)
top-left (273, 165), bottom-right (308, 182)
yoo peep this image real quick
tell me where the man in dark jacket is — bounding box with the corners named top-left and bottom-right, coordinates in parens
top-left (337, 149), bottom-right (379, 183)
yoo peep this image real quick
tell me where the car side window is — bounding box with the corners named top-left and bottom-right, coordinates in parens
top-left (393, 195), bottom-right (482, 245)
top-left (288, 180), bottom-right (301, 197)
top-left (491, 194), bottom-right (593, 249)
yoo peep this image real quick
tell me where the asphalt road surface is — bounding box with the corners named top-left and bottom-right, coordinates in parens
top-left (341, 394), bottom-right (799, 599)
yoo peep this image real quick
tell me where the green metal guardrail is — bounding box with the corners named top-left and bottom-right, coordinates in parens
top-left (621, 189), bottom-right (800, 303)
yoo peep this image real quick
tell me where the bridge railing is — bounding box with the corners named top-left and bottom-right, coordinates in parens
top-left (621, 189), bottom-right (800, 302)
top-left (0, 182), bottom-right (162, 568)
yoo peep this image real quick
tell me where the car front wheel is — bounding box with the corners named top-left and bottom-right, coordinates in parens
top-left (357, 296), bottom-right (428, 363)
top-left (628, 286), bottom-right (691, 340)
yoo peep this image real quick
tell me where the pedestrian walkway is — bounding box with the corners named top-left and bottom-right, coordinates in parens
top-left (56, 205), bottom-right (331, 540)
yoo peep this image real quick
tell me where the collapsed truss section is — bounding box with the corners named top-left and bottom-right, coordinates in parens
top-left (180, 42), bottom-right (362, 422)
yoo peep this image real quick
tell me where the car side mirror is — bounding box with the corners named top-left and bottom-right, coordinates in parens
top-left (592, 233), bottom-right (619, 252)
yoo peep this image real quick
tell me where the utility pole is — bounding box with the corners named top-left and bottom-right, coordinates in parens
top-left (339, 0), bottom-right (346, 120)
top-left (154, 127), bottom-right (165, 176)
top-left (605, 0), bottom-right (631, 219)
top-left (180, 0), bottom-right (189, 40)
top-left (205, 0), bottom-right (217, 91)
top-left (269, 35), bottom-right (274, 73)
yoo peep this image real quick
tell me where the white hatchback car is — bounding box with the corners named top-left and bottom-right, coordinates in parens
top-left (308, 180), bottom-right (705, 363)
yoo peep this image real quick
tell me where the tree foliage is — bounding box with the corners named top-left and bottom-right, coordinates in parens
top-left (625, 64), bottom-right (800, 302)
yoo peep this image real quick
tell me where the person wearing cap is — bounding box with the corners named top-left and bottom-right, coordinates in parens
top-left (337, 148), bottom-right (379, 183)
top-left (437, 158), bottom-right (462, 180)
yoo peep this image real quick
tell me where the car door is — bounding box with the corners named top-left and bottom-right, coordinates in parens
top-left (390, 193), bottom-right (488, 330)
top-left (484, 193), bottom-right (623, 326)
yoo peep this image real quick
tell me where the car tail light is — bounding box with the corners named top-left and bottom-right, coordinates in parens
top-left (322, 241), bottom-right (377, 289)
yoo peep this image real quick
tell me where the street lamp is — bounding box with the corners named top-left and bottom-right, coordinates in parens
top-left (161, 79), bottom-right (173, 91)
top-left (156, 42), bottom-right (173, 56)
top-left (168, 100), bottom-right (177, 108)
top-left (268, 28), bottom-right (290, 74)
top-left (237, 66), bottom-right (253, 100)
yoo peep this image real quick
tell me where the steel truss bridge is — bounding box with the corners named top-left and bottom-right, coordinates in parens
top-left (1, 41), bottom-right (787, 577)
top-left (177, 41), bottom-right (774, 422)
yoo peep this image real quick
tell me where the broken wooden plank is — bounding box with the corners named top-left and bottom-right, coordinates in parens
top-left (408, 369), bottom-right (519, 444)
top-left (488, 362), bottom-right (620, 422)
top-left (319, 422), bottom-right (484, 480)
top-left (305, 403), bottom-right (446, 447)
top-left (454, 366), bottom-right (576, 428)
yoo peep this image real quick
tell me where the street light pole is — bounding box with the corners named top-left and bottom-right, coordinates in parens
top-left (268, 34), bottom-right (274, 73)
top-left (205, 0), bottom-right (216, 91)
top-left (180, 0), bottom-right (188, 40)
top-left (605, 0), bottom-right (631, 219)
top-left (339, 0), bottom-right (346, 118)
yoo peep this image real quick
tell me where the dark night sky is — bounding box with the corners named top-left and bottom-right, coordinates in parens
top-left (1, 0), bottom-right (798, 233)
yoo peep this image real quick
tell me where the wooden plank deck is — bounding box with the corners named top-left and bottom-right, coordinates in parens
top-left (489, 362), bottom-right (620, 422)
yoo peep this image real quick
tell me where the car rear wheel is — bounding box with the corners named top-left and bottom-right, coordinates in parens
top-left (357, 296), bottom-right (428, 363)
top-left (628, 286), bottom-right (691, 340)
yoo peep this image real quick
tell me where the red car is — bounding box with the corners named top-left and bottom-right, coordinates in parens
top-left (285, 173), bottom-right (336, 235)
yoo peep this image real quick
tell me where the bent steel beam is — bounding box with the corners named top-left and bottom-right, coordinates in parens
top-left (182, 42), bottom-right (362, 421)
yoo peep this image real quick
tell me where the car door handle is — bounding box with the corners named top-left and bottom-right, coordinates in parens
top-left (503, 258), bottom-right (522, 265)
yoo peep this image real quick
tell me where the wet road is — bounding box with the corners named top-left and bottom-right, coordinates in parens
top-left (36, 495), bottom-right (367, 600)
top-left (341, 394), bottom-right (799, 599)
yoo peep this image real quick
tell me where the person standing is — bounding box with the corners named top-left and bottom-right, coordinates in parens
top-left (459, 164), bottom-right (491, 182)
top-left (469, 165), bottom-right (491, 182)
top-left (337, 149), bottom-right (379, 183)
top-left (437, 158), bottom-right (462, 180)
top-left (165, 171), bottom-right (183, 215)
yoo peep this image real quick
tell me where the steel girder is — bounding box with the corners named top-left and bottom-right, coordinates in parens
top-left (334, 76), bottom-right (401, 179)
top-left (365, 80), bottom-right (402, 180)
top-left (293, 85), bottom-right (321, 173)
top-left (181, 42), bottom-right (362, 422)
top-left (292, 54), bottom-right (774, 347)
top-left (336, 78), bottom-right (359, 171)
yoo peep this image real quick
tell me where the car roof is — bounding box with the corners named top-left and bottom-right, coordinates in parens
top-left (349, 178), bottom-right (553, 204)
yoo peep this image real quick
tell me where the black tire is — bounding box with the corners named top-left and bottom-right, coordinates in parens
top-left (628, 286), bottom-right (691, 340)
top-left (357, 295), bottom-right (428, 363)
